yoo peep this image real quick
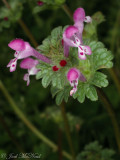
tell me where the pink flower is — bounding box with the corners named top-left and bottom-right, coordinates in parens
top-left (67, 68), bottom-right (86, 96)
top-left (7, 38), bottom-right (51, 72)
top-left (73, 8), bottom-right (92, 31)
top-left (63, 26), bottom-right (92, 60)
top-left (20, 58), bottom-right (39, 86)
top-left (63, 8), bottom-right (92, 59)
top-left (7, 39), bottom-right (33, 72)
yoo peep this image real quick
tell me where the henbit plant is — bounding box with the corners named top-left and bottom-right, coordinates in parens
top-left (6, 7), bottom-right (113, 105)
top-left (1, 1), bottom-right (120, 160)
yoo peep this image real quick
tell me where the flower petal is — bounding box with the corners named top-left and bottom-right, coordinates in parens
top-left (79, 73), bottom-right (86, 82)
top-left (67, 68), bottom-right (80, 81)
top-left (28, 66), bottom-right (39, 75)
top-left (78, 48), bottom-right (86, 60)
top-left (7, 58), bottom-right (17, 72)
top-left (64, 42), bottom-right (69, 57)
top-left (63, 26), bottom-right (78, 47)
top-left (74, 21), bottom-right (84, 34)
top-left (23, 73), bottom-right (30, 86)
top-left (83, 46), bottom-right (92, 55)
top-left (70, 88), bottom-right (77, 96)
top-left (64, 26), bottom-right (78, 39)
top-left (20, 58), bottom-right (39, 69)
top-left (84, 16), bottom-right (92, 23)
top-left (8, 39), bottom-right (25, 51)
top-left (18, 42), bottom-right (34, 59)
top-left (73, 8), bottom-right (85, 23)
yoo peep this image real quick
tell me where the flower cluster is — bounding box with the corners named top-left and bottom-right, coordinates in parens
top-left (7, 38), bottom-right (51, 85)
top-left (63, 8), bottom-right (92, 95)
top-left (7, 7), bottom-right (92, 96)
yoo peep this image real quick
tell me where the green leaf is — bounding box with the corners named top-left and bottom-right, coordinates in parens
top-left (55, 86), bottom-right (70, 105)
top-left (33, 6), bottom-right (46, 14)
top-left (73, 84), bottom-right (88, 103)
top-left (54, 0), bottom-right (65, 5)
top-left (88, 41), bottom-right (114, 70)
top-left (42, 72), bottom-right (53, 88)
top-left (51, 86), bottom-right (60, 98)
top-left (56, 90), bottom-right (65, 105)
top-left (86, 86), bottom-right (98, 101)
top-left (92, 72), bottom-right (109, 88)
top-left (36, 71), bottom-right (44, 79)
top-left (51, 26), bottom-right (62, 39)
top-left (37, 26), bottom-right (63, 55)
top-left (92, 12), bottom-right (105, 25)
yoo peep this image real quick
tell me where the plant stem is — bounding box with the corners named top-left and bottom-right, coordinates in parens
top-left (0, 114), bottom-right (30, 160)
top-left (2, 0), bottom-right (38, 48)
top-left (108, 68), bottom-right (120, 95)
top-left (110, 10), bottom-right (120, 53)
top-left (18, 19), bottom-right (38, 47)
top-left (2, 0), bottom-right (10, 9)
top-left (108, 10), bottom-right (120, 95)
top-left (62, 4), bottom-right (73, 21)
top-left (97, 88), bottom-right (120, 152)
top-left (0, 81), bottom-right (72, 160)
top-left (60, 101), bottom-right (76, 160)
top-left (58, 128), bottom-right (63, 160)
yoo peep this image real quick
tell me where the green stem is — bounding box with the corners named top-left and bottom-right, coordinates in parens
top-left (58, 128), bottom-right (63, 160)
top-left (108, 10), bottom-right (120, 95)
top-left (97, 88), bottom-right (120, 152)
top-left (62, 4), bottom-right (73, 21)
top-left (108, 68), bottom-right (120, 95)
top-left (60, 102), bottom-right (76, 160)
top-left (18, 19), bottom-right (38, 47)
top-left (0, 81), bottom-right (72, 160)
top-left (110, 10), bottom-right (120, 52)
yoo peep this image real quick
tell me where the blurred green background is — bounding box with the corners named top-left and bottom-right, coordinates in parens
top-left (0, 0), bottom-right (120, 159)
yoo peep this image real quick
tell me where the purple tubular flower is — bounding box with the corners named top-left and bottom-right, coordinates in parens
top-left (63, 26), bottom-right (92, 60)
top-left (67, 68), bottom-right (86, 96)
top-left (73, 8), bottom-right (92, 35)
top-left (7, 39), bottom-right (51, 72)
top-left (20, 58), bottom-right (39, 86)
top-left (73, 8), bottom-right (92, 24)
top-left (73, 8), bottom-right (85, 23)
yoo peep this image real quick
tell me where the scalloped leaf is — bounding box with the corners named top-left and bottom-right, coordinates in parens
top-left (86, 85), bottom-right (98, 101)
top-left (91, 72), bottom-right (109, 88)
top-left (87, 41), bottom-right (114, 70)
top-left (55, 86), bottom-right (70, 105)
